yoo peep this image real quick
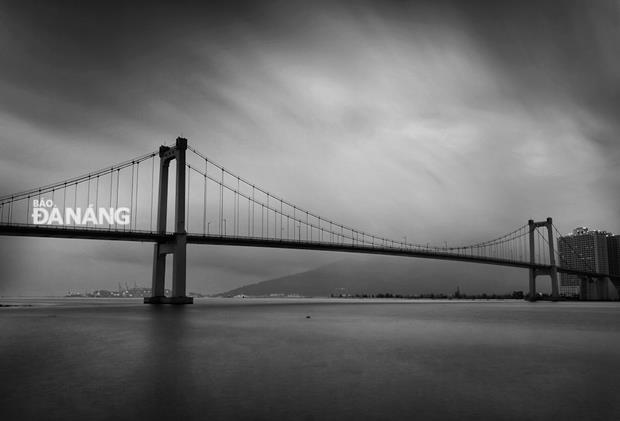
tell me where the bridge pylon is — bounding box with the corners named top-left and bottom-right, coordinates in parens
top-left (528, 217), bottom-right (559, 302)
top-left (144, 137), bottom-right (193, 304)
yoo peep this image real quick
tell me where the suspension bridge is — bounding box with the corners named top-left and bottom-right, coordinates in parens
top-left (0, 137), bottom-right (617, 303)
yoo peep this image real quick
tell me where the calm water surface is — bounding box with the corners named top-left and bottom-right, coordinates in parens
top-left (1, 298), bottom-right (619, 420)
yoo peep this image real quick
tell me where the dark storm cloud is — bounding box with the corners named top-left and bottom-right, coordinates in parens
top-left (1, 1), bottom-right (203, 136)
top-left (0, 1), bottom-right (346, 135)
top-left (0, 1), bottom-right (618, 294)
top-left (457, 0), bottom-right (620, 144)
top-left (3, 0), bottom-right (618, 133)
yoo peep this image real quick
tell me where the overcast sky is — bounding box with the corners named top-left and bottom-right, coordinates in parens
top-left (1, 0), bottom-right (619, 295)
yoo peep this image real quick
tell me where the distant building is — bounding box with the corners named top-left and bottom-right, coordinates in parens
top-left (558, 227), bottom-right (614, 299)
top-left (608, 235), bottom-right (620, 278)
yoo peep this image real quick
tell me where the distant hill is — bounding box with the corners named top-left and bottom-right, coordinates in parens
top-left (216, 257), bottom-right (531, 297)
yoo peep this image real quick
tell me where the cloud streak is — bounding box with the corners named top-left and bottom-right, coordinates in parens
top-left (0, 0), bottom-right (618, 294)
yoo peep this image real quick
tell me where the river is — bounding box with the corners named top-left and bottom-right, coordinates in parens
top-left (1, 298), bottom-right (619, 420)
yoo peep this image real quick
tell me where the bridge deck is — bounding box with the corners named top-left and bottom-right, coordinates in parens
top-left (1, 224), bottom-right (617, 280)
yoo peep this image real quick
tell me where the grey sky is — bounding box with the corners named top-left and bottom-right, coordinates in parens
top-left (1, 1), bottom-right (618, 295)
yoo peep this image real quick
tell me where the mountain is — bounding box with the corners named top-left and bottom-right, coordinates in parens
top-left (216, 257), bottom-right (533, 297)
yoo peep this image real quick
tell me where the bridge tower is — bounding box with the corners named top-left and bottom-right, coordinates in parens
top-left (144, 137), bottom-right (193, 304)
top-left (528, 217), bottom-right (559, 302)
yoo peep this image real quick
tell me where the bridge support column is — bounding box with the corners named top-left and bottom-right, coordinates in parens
top-left (145, 137), bottom-right (193, 305)
top-left (528, 220), bottom-right (537, 301)
top-left (549, 266), bottom-right (559, 301)
top-left (528, 217), bottom-right (559, 301)
top-left (152, 245), bottom-right (166, 297)
top-left (172, 233), bottom-right (187, 298)
top-left (546, 218), bottom-right (559, 301)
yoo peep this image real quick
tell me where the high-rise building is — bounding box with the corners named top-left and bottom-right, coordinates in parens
top-left (608, 235), bottom-right (620, 278)
top-left (558, 227), bottom-right (611, 299)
